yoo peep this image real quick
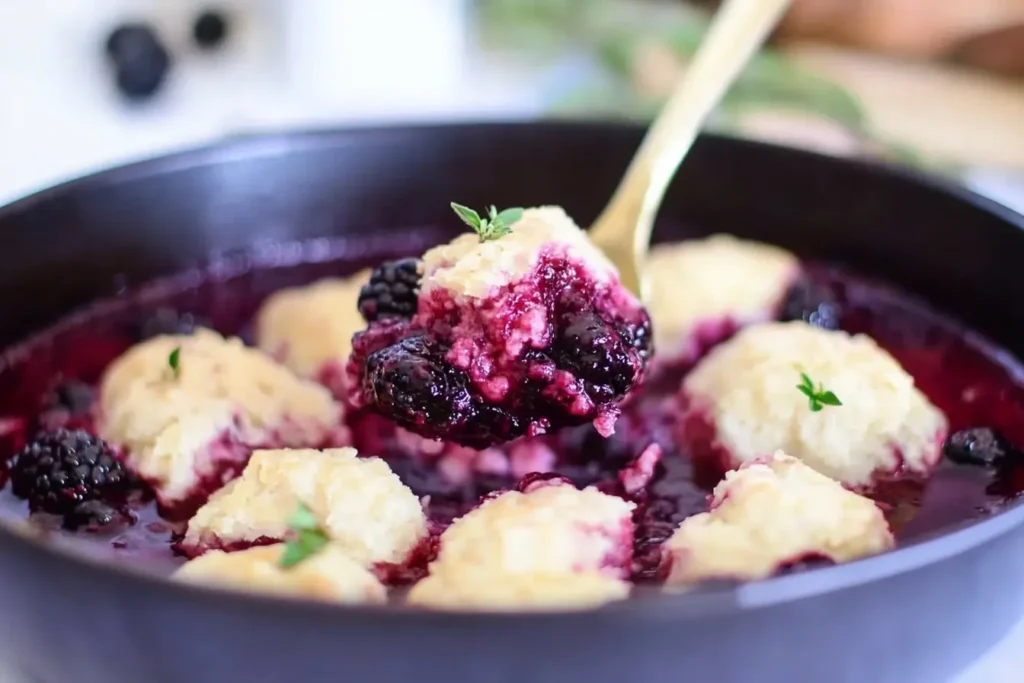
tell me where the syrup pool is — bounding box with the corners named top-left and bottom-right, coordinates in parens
top-left (0, 243), bottom-right (1021, 586)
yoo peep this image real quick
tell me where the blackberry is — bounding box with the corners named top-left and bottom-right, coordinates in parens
top-left (555, 309), bottom-right (640, 401)
top-left (944, 427), bottom-right (1019, 468)
top-left (358, 259), bottom-right (423, 322)
top-left (365, 335), bottom-right (472, 432)
top-left (192, 9), bottom-right (230, 50)
top-left (9, 430), bottom-right (131, 517)
top-left (104, 23), bottom-right (150, 58)
top-left (363, 335), bottom-right (523, 448)
top-left (780, 277), bottom-right (842, 330)
top-left (103, 23), bottom-right (172, 101)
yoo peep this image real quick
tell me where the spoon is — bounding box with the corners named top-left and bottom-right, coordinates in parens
top-left (589, 0), bottom-right (793, 301)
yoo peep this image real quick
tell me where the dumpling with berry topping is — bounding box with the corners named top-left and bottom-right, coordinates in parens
top-left (97, 330), bottom-right (345, 518)
top-left (664, 451), bottom-right (894, 587)
top-left (408, 475), bottom-right (634, 610)
top-left (255, 269), bottom-right (372, 397)
top-left (348, 204), bottom-right (652, 448)
top-left (646, 234), bottom-right (799, 366)
top-left (179, 447), bottom-right (429, 568)
top-left (676, 321), bottom-right (947, 489)
top-left (175, 544), bottom-right (387, 604)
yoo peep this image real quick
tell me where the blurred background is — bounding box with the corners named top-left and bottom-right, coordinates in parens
top-left (0, 0), bottom-right (1022, 210)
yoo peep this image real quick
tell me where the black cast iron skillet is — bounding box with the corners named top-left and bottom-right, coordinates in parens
top-left (0, 123), bottom-right (1022, 683)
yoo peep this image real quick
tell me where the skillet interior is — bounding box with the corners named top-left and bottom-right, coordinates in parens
top-left (0, 123), bottom-right (1023, 683)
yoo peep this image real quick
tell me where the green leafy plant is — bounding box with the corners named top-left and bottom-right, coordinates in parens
top-left (168, 347), bottom-right (181, 379)
top-left (451, 202), bottom-right (524, 242)
top-left (796, 372), bottom-right (842, 412)
top-left (278, 502), bottom-right (330, 569)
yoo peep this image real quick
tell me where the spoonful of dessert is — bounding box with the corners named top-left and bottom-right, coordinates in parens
top-left (589, 0), bottom-right (793, 301)
top-left (347, 0), bottom-right (791, 448)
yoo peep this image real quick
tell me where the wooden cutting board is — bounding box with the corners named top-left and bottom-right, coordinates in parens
top-left (782, 42), bottom-right (1024, 169)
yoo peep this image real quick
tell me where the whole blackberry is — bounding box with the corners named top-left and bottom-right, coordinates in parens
top-left (104, 23), bottom-right (150, 58)
top-left (9, 430), bottom-right (130, 516)
top-left (364, 334), bottom-right (473, 432)
top-left (103, 23), bottom-right (172, 101)
top-left (363, 334), bottom-right (524, 448)
top-left (779, 277), bottom-right (842, 330)
top-left (192, 9), bottom-right (230, 50)
top-left (555, 309), bottom-right (640, 401)
top-left (358, 259), bottom-right (423, 322)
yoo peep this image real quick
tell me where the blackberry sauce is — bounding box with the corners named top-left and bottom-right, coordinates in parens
top-left (0, 250), bottom-right (1021, 587)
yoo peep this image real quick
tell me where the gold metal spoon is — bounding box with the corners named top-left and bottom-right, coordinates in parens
top-left (589, 0), bottom-right (793, 301)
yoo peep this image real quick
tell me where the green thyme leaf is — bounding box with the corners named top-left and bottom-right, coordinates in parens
top-left (278, 502), bottom-right (330, 569)
top-left (450, 202), bottom-right (524, 243)
top-left (168, 347), bottom-right (181, 378)
top-left (797, 372), bottom-right (842, 412)
top-left (286, 503), bottom-right (321, 531)
top-left (495, 207), bottom-right (524, 226)
top-left (450, 202), bottom-right (482, 230)
top-left (816, 391), bottom-right (842, 407)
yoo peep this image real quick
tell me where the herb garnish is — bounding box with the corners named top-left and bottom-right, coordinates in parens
top-left (278, 502), bottom-right (330, 569)
top-left (796, 372), bottom-right (841, 412)
top-left (168, 347), bottom-right (181, 378)
top-left (450, 202), bottom-right (523, 243)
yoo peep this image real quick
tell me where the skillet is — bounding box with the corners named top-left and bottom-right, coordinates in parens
top-left (0, 122), bottom-right (1022, 683)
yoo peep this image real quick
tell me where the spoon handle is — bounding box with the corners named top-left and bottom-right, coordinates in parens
top-left (590, 0), bottom-right (792, 278)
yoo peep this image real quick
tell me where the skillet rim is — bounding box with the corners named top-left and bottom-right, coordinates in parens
top-left (1, 120), bottom-right (1023, 623)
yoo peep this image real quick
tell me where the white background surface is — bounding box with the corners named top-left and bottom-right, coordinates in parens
top-left (0, 2), bottom-right (1022, 681)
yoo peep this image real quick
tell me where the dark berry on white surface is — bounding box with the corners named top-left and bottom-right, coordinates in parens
top-left (780, 277), bottom-right (842, 330)
top-left (944, 428), bottom-right (1019, 467)
top-left (192, 9), bottom-right (230, 50)
top-left (9, 430), bottom-right (130, 516)
top-left (104, 24), bottom-right (148, 58)
top-left (104, 23), bottom-right (171, 101)
top-left (358, 259), bottom-right (423, 323)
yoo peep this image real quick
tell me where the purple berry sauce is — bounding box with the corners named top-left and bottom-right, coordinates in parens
top-left (0, 244), bottom-right (1021, 589)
